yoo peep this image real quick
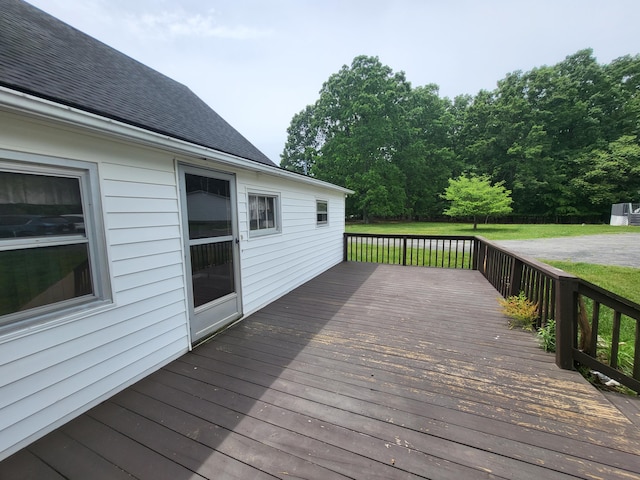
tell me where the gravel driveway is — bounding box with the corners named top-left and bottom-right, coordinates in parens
top-left (494, 233), bottom-right (640, 268)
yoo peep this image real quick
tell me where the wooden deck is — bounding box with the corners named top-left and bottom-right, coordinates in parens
top-left (2, 262), bottom-right (640, 479)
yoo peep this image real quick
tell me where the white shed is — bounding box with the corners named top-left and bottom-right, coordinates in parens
top-left (610, 203), bottom-right (640, 226)
top-left (0, 0), bottom-right (351, 460)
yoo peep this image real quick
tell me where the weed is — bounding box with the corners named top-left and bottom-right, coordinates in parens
top-left (498, 292), bottom-right (538, 331)
top-left (537, 319), bottom-right (556, 352)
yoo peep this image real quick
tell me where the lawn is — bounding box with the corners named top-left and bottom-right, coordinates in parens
top-left (345, 221), bottom-right (639, 240)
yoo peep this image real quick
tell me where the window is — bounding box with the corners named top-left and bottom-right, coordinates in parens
top-left (0, 153), bottom-right (108, 330)
top-left (248, 193), bottom-right (280, 236)
top-left (316, 200), bottom-right (328, 225)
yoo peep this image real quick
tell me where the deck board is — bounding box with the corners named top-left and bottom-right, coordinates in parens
top-left (1, 262), bottom-right (639, 479)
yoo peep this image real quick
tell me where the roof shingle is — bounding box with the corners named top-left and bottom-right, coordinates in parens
top-left (0, 0), bottom-right (276, 166)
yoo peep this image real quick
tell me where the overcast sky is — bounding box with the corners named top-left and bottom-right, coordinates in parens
top-left (25, 0), bottom-right (640, 163)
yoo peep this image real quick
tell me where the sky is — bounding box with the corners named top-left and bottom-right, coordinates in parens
top-left (25, 0), bottom-right (640, 164)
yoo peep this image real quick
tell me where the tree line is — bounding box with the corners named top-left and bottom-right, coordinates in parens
top-left (280, 49), bottom-right (640, 222)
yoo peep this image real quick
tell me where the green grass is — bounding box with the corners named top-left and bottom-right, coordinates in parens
top-left (543, 261), bottom-right (640, 305)
top-left (346, 221), bottom-right (638, 240)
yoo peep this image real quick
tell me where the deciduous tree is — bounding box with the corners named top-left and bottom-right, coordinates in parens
top-left (280, 56), bottom-right (455, 221)
top-left (441, 174), bottom-right (513, 229)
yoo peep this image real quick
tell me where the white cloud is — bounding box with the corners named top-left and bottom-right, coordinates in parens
top-left (128, 9), bottom-right (273, 40)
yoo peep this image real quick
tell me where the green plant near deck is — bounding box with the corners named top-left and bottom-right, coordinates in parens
top-left (498, 292), bottom-right (538, 331)
top-left (537, 319), bottom-right (556, 352)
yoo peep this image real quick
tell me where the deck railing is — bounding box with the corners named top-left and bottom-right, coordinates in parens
top-left (343, 233), bottom-right (478, 269)
top-left (344, 233), bottom-right (640, 393)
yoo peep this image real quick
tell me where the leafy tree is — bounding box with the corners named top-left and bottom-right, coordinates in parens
top-left (281, 55), bottom-right (413, 221)
top-left (280, 105), bottom-right (320, 175)
top-left (282, 48), bottom-right (640, 223)
top-left (281, 55), bottom-right (455, 222)
top-left (453, 49), bottom-right (640, 218)
top-left (441, 174), bottom-right (513, 229)
top-left (571, 135), bottom-right (640, 214)
top-left (395, 84), bottom-right (457, 218)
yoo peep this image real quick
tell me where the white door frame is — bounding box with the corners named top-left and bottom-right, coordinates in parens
top-left (178, 164), bottom-right (242, 344)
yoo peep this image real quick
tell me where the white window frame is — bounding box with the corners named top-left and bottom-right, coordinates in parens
top-left (248, 191), bottom-right (281, 237)
top-left (0, 150), bottom-right (111, 333)
top-left (316, 199), bottom-right (328, 226)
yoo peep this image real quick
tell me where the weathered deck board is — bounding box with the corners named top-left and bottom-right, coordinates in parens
top-left (1, 262), bottom-right (639, 479)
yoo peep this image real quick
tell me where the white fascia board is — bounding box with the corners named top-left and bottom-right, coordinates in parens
top-left (0, 87), bottom-right (353, 195)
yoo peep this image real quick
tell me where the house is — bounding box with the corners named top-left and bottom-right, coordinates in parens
top-left (0, 0), bottom-right (351, 460)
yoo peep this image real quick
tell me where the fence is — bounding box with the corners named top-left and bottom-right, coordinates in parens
top-left (344, 233), bottom-right (640, 393)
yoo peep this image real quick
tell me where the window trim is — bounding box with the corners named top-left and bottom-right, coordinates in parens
top-left (0, 150), bottom-right (111, 333)
top-left (247, 191), bottom-right (281, 237)
top-left (316, 199), bottom-right (328, 226)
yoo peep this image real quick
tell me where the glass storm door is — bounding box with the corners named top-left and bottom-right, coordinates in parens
top-left (179, 166), bottom-right (241, 343)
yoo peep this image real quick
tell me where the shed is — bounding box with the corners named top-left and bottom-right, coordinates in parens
top-left (0, 0), bottom-right (351, 459)
top-left (610, 202), bottom-right (640, 226)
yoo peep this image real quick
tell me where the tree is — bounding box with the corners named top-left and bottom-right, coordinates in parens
top-left (281, 55), bottom-right (455, 221)
top-left (571, 135), bottom-right (640, 214)
top-left (282, 49), bottom-right (640, 222)
top-left (280, 105), bottom-right (321, 175)
top-left (395, 84), bottom-right (457, 218)
top-left (281, 56), bottom-right (412, 221)
top-left (452, 49), bottom-right (640, 218)
top-left (442, 174), bottom-right (513, 229)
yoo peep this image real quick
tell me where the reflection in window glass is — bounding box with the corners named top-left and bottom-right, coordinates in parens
top-left (190, 241), bottom-right (234, 307)
top-left (317, 200), bottom-right (328, 225)
top-left (0, 167), bottom-right (97, 323)
top-left (185, 174), bottom-right (232, 239)
top-left (0, 172), bottom-right (84, 239)
top-left (0, 244), bottom-right (92, 316)
top-left (249, 194), bottom-right (277, 232)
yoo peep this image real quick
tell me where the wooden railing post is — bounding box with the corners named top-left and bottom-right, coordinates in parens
top-left (555, 275), bottom-right (578, 370)
top-left (343, 233), bottom-right (348, 262)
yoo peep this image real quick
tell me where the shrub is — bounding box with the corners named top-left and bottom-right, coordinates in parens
top-left (498, 292), bottom-right (538, 331)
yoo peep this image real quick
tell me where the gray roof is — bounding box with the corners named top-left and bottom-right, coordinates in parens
top-left (0, 0), bottom-right (276, 167)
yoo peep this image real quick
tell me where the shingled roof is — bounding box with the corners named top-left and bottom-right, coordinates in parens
top-left (0, 0), bottom-right (276, 167)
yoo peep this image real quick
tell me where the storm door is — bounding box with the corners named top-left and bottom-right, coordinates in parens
top-left (179, 165), bottom-right (241, 344)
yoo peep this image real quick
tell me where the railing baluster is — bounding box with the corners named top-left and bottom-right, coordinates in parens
top-left (588, 301), bottom-right (600, 356)
top-left (610, 311), bottom-right (622, 369)
top-left (429, 239), bottom-right (433, 267)
top-left (454, 240), bottom-right (459, 268)
top-left (634, 319), bottom-right (640, 381)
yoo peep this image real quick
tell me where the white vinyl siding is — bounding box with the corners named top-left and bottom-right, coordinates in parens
top-left (0, 108), bottom-right (348, 461)
top-left (0, 114), bottom-right (190, 459)
top-left (238, 174), bottom-right (345, 315)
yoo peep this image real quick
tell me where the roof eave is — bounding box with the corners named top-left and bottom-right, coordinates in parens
top-left (0, 87), bottom-right (353, 195)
